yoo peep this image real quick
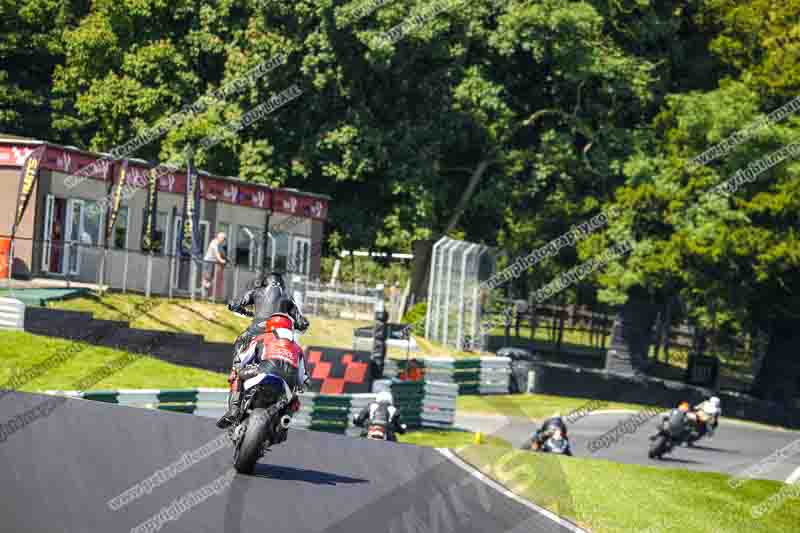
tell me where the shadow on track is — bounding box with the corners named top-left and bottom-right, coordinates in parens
top-left (687, 445), bottom-right (740, 454)
top-left (654, 456), bottom-right (703, 465)
top-left (251, 464), bottom-right (370, 485)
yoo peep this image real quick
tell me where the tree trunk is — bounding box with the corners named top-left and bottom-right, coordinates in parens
top-left (604, 290), bottom-right (660, 374)
top-left (663, 297), bottom-right (677, 363)
top-left (661, 298), bottom-right (674, 363)
top-left (442, 160), bottom-right (491, 235)
top-left (752, 321), bottom-right (800, 406)
top-left (653, 310), bottom-right (663, 361)
top-left (407, 239), bottom-right (434, 307)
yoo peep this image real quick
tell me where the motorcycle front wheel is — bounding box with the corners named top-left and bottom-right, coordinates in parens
top-left (649, 435), bottom-right (668, 459)
top-left (233, 408), bottom-right (271, 474)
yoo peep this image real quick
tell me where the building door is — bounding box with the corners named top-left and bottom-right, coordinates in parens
top-left (41, 195), bottom-right (66, 275)
top-left (64, 199), bottom-right (85, 275)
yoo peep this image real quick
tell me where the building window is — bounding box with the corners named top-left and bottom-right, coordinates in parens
top-left (112, 207), bottom-right (129, 249)
top-left (272, 233), bottom-right (289, 273)
top-left (141, 210), bottom-right (168, 254)
top-left (82, 200), bottom-right (104, 247)
top-left (291, 236), bottom-right (311, 275)
top-left (235, 225), bottom-right (261, 270)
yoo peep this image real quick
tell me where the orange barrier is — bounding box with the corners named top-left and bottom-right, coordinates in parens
top-left (0, 237), bottom-right (10, 279)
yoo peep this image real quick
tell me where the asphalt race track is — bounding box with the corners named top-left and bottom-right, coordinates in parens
top-left (0, 392), bottom-right (583, 533)
top-left (456, 412), bottom-right (800, 483)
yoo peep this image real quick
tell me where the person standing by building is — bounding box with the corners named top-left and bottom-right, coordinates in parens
top-left (215, 238), bottom-right (228, 300)
top-left (203, 232), bottom-right (226, 299)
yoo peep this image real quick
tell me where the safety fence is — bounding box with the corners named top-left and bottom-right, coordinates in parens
top-left (44, 383), bottom-right (458, 433)
top-left (295, 279), bottom-right (380, 321)
top-left (382, 357), bottom-right (512, 394)
top-left (1, 238), bottom-right (383, 321)
top-left (372, 379), bottom-right (459, 429)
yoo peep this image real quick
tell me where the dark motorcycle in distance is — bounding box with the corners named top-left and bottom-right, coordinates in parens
top-left (522, 427), bottom-right (573, 456)
top-left (648, 412), bottom-right (690, 459)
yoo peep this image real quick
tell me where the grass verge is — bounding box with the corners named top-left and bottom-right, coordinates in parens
top-left (0, 330), bottom-right (226, 391)
top-left (48, 292), bottom-right (480, 356)
top-left (457, 444), bottom-right (799, 532)
top-left (397, 428), bottom-right (511, 449)
top-left (457, 393), bottom-right (646, 421)
top-left (456, 393), bottom-right (796, 431)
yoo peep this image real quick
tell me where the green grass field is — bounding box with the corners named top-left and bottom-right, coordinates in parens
top-left (47, 292), bottom-right (475, 357)
top-left (0, 330), bottom-right (226, 391)
top-left (456, 393), bottom-right (793, 431)
top-left (397, 428), bottom-right (510, 449)
top-left (458, 444), bottom-right (800, 532)
top-left (457, 393), bottom-right (645, 420)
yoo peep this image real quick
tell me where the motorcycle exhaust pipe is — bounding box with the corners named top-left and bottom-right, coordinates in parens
top-left (279, 415), bottom-right (292, 430)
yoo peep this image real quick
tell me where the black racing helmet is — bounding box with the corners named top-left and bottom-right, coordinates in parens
top-left (264, 271), bottom-right (286, 290)
top-left (260, 271), bottom-right (292, 313)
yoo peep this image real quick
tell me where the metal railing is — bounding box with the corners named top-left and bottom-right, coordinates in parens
top-left (1, 236), bottom-right (387, 320)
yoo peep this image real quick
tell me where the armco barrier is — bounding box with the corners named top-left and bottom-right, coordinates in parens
top-left (0, 297), bottom-right (25, 331)
top-left (383, 357), bottom-right (511, 394)
top-left (523, 361), bottom-right (800, 429)
top-left (44, 384), bottom-right (458, 433)
top-left (372, 379), bottom-right (459, 428)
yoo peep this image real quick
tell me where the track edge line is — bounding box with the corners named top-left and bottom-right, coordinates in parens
top-left (434, 447), bottom-right (588, 533)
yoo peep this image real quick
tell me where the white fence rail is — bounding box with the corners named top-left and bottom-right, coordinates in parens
top-left (0, 298), bottom-right (25, 331)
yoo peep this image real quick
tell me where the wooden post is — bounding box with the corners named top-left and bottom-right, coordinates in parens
top-left (556, 301), bottom-right (565, 354)
top-left (145, 252), bottom-right (153, 298)
top-left (122, 249), bottom-right (129, 293)
top-left (233, 265), bottom-right (239, 301)
top-left (168, 255), bottom-right (175, 299)
top-left (653, 310), bottom-right (663, 362)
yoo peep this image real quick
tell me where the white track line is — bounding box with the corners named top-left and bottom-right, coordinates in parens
top-left (435, 448), bottom-right (587, 533)
top-left (786, 465), bottom-right (800, 484)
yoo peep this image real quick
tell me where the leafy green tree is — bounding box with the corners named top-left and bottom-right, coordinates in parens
top-left (0, 0), bottom-right (76, 140)
top-left (586, 77), bottom-right (800, 393)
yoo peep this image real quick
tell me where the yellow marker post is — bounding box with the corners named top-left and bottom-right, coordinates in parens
top-left (474, 432), bottom-right (483, 445)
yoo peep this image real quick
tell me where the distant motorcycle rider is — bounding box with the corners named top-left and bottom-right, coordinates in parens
top-left (216, 272), bottom-right (310, 429)
top-left (653, 401), bottom-right (693, 443)
top-left (353, 391), bottom-right (406, 442)
top-left (692, 396), bottom-right (721, 439)
top-left (526, 413), bottom-right (568, 450)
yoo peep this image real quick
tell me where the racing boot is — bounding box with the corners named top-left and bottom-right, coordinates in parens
top-left (216, 370), bottom-right (243, 429)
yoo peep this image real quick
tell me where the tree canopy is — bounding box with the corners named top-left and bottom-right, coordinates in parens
top-left (5, 0), bottom-right (800, 399)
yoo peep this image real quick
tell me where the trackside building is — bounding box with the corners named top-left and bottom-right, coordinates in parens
top-left (0, 136), bottom-right (331, 297)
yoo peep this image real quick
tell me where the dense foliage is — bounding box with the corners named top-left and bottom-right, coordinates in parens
top-left (4, 0), bottom-right (800, 400)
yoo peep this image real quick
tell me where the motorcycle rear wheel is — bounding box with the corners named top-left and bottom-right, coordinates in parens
top-left (234, 408), bottom-right (271, 474)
